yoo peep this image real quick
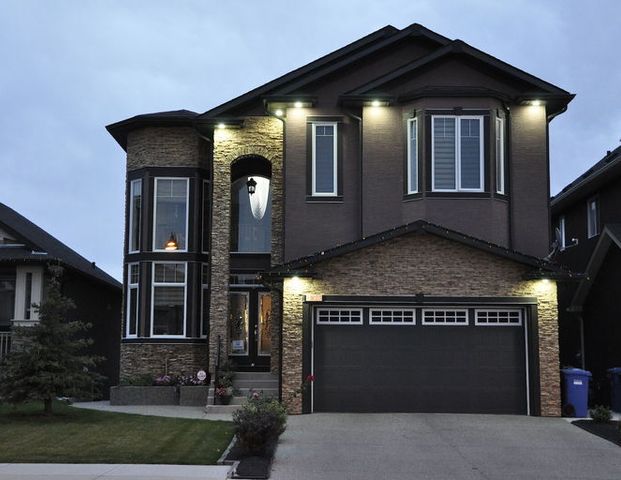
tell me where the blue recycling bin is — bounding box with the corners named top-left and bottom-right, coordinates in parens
top-left (608, 368), bottom-right (621, 412)
top-left (561, 368), bottom-right (591, 417)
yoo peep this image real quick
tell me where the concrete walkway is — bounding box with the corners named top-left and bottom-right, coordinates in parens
top-left (271, 413), bottom-right (621, 480)
top-left (0, 464), bottom-right (232, 480)
top-left (72, 401), bottom-right (232, 421)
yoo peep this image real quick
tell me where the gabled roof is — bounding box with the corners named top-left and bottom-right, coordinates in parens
top-left (198, 23), bottom-right (450, 118)
top-left (106, 109), bottom-right (198, 150)
top-left (551, 145), bottom-right (621, 213)
top-left (569, 224), bottom-right (621, 310)
top-left (0, 202), bottom-right (121, 289)
top-left (345, 39), bottom-right (572, 99)
top-left (264, 219), bottom-right (575, 279)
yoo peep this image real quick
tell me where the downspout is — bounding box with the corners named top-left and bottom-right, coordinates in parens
top-left (501, 102), bottom-right (513, 250)
top-left (346, 111), bottom-right (363, 239)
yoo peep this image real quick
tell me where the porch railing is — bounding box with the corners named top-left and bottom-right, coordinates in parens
top-left (0, 331), bottom-right (11, 361)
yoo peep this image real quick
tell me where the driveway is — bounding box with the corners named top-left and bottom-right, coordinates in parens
top-left (271, 414), bottom-right (621, 480)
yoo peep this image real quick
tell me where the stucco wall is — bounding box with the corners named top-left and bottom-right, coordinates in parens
top-left (281, 232), bottom-right (560, 416)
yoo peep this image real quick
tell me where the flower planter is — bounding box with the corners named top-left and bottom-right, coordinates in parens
top-left (179, 385), bottom-right (209, 406)
top-left (110, 386), bottom-right (178, 405)
top-left (217, 394), bottom-right (233, 405)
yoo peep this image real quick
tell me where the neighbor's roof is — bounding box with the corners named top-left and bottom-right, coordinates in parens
top-left (0, 202), bottom-right (121, 289)
top-left (264, 219), bottom-right (576, 280)
top-left (551, 145), bottom-right (621, 213)
top-left (569, 224), bottom-right (621, 310)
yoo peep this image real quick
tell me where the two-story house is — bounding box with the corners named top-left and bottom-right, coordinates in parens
top-left (107, 23), bottom-right (574, 415)
top-left (551, 145), bottom-right (621, 405)
top-left (0, 202), bottom-right (122, 395)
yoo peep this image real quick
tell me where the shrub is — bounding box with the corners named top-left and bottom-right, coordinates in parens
top-left (153, 374), bottom-right (177, 386)
top-left (177, 373), bottom-right (209, 386)
top-left (590, 405), bottom-right (612, 423)
top-left (119, 374), bottom-right (153, 386)
top-left (233, 396), bottom-right (287, 455)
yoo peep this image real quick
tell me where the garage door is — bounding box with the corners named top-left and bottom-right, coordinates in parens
top-left (312, 305), bottom-right (528, 414)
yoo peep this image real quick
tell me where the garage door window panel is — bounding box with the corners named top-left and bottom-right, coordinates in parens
top-left (316, 308), bottom-right (362, 325)
top-left (476, 309), bottom-right (523, 326)
top-left (422, 308), bottom-right (468, 325)
top-left (369, 308), bottom-right (415, 325)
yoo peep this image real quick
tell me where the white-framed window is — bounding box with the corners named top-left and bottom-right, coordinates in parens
top-left (587, 198), bottom-right (599, 238)
top-left (475, 309), bottom-right (522, 326)
top-left (558, 216), bottom-right (566, 250)
top-left (311, 122), bottom-right (338, 196)
top-left (422, 308), bottom-right (468, 325)
top-left (432, 115), bottom-right (484, 192)
top-left (316, 307), bottom-right (362, 325)
top-left (126, 263), bottom-right (139, 337)
top-left (153, 178), bottom-right (189, 252)
top-left (128, 179), bottom-right (142, 253)
top-left (200, 263), bottom-right (209, 338)
top-left (495, 117), bottom-right (505, 194)
top-left (407, 118), bottom-right (418, 194)
top-left (151, 262), bottom-right (186, 337)
top-left (370, 308), bottom-right (415, 325)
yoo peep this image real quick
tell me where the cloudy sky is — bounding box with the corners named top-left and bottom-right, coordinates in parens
top-left (1, 0), bottom-right (619, 280)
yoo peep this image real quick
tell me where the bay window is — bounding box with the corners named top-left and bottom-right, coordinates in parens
top-left (312, 122), bottom-right (338, 196)
top-left (153, 178), bottom-right (188, 251)
top-left (126, 263), bottom-right (139, 337)
top-left (407, 118), bottom-right (418, 194)
top-left (432, 115), bottom-right (484, 192)
top-left (151, 262), bottom-right (186, 337)
top-left (128, 179), bottom-right (142, 253)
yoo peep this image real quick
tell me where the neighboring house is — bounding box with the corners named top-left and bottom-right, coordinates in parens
top-left (0, 202), bottom-right (122, 396)
top-left (551, 145), bottom-right (621, 405)
top-left (106, 23), bottom-right (574, 415)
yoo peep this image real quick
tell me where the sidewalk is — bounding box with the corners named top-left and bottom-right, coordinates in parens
top-left (0, 464), bottom-right (232, 480)
top-left (72, 401), bottom-right (233, 421)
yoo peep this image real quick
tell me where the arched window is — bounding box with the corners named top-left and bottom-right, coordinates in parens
top-left (230, 156), bottom-right (272, 253)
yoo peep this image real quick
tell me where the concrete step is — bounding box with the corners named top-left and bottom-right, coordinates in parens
top-left (207, 395), bottom-right (248, 406)
top-left (208, 387), bottom-right (278, 397)
top-left (231, 379), bottom-right (279, 388)
top-left (231, 371), bottom-right (277, 380)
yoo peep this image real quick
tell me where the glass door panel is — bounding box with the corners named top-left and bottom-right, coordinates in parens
top-left (258, 292), bottom-right (272, 356)
top-left (229, 292), bottom-right (249, 355)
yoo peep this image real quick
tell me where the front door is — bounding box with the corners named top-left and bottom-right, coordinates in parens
top-left (228, 289), bottom-right (272, 370)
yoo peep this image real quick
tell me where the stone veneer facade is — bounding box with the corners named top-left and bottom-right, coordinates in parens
top-left (281, 232), bottom-right (560, 416)
top-left (120, 343), bottom-right (208, 378)
top-left (209, 117), bottom-right (284, 373)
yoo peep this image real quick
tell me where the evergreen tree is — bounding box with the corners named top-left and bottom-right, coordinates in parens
top-left (0, 266), bottom-right (103, 414)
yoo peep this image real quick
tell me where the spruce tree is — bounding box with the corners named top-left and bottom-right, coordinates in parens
top-left (0, 266), bottom-right (103, 414)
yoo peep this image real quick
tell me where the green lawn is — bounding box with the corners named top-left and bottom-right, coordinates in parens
top-left (0, 401), bottom-right (234, 465)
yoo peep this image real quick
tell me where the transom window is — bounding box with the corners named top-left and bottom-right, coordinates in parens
top-left (370, 308), bottom-right (415, 325)
top-left (407, 118), bottom-right (418, 194)
top-left (432, 115), bottom-right (484, 192)
top-left (312, 122), bottom-right (338, 196)
top-left (151, 262), bottom-right (186, 337)
top-left (316, 308), bottom-right (362, 325)
top-left (422, 308), bottom-right (468, 325)
top-left (475, 309), bottom-right (522, 326)
top-left (153, 178), bottom-right (189, 251)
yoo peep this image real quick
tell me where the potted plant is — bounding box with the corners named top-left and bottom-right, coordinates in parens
top-left (215, 385), bottom-right (233, 405)
top-left (214, 363), bottom-right (235, 405)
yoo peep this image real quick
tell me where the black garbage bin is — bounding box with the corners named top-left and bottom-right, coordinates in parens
top-left (608, 367), bottom-right (621, 412)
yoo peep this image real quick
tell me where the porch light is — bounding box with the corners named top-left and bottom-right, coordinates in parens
top-left (371, 100), bottom-right (381, 107)
top-left (164, 233), bottom-right (178, 251)
top-left (274, 109), bottom-right (284, 117)
top-left (217, 123), bottom-right (225, 129)
top-left (531, 100), bottom-right (542, 106)
top-left (246, 177), bottom-right (257, 195)
top-left (294, 101), bottom-right (303, 108)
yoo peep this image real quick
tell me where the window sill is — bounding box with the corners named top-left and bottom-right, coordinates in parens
top-left (403, 192), bottom-right (423, 202)
top-left (306, 195), bottom-right (343, 203)
top-left (426, 191), bottom-right (491, 199)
